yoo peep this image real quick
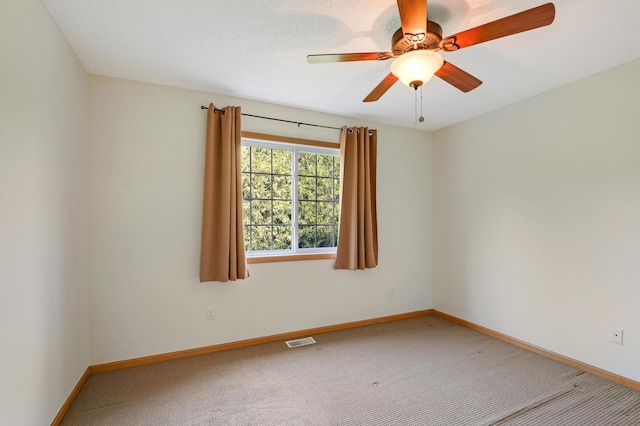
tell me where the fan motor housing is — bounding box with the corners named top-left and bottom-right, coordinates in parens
top-left (392, 21), bottom-right (443, 55)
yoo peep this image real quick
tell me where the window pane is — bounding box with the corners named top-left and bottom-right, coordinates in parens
top-left (273, 201), bottom-right (291, 224)
top-left (273, 225), bottom-right (292, 250)
top-left (333, 203), bottom-right (340, 224)
top-left (317, 201), bottom-right (334, 225)
top-left (244, 225), bottom-right (252, 250)
top-left (317, 225), bottom-right (334, 247)
top-left (243, 200), bottom-right (251, 226)
top-left (273, 175), bottom-right (291, 200)
top-left (298, 225), bottom-right (316, 249)
top-left (317, 155), bottom-right (333, 177)
top-left (242, 139), bottom-right (339, 254)
top-left (272, 149), bottom-right (291, 175)
top-left (298, 153), bottom-right (316, 176)
top-left (298, 176), bottom-right (316, 201)
top-left (298, 201), bottom-right (316, 225)
top-left (242, 172), bottom-right (251, 199)
top-left (317, 177), bottom-right (333, 201)
top-left (251, 147), bottom-right (271, 173)
top-left (252, 226), bottom-right (272, 250)
top-left (251, 200), bottom-right (271, 225)
top-left (251, 173), bottom-right (271, 200)
top-left (241, 146), bottom-right (251, 172)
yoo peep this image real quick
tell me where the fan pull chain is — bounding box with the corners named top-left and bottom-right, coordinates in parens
top-left (419, 85), bottom-right (424, 123)
top-left (414, 88), bottom-right (418, 124)
top-left (414, 86), bottom-right (425, 124)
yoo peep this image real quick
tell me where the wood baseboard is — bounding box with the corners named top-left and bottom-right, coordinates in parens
top-left (90, 309), bottom-right (433, 374)
top-left (433, 310), bottom-right (640, 392)
top-left (50, 367), bottom-right (91, 426)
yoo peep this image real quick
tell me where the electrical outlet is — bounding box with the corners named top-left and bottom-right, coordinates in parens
top-left (609, 327), bottom-right (623, 345)
top-left (206, 307), bottom-right (215, 320)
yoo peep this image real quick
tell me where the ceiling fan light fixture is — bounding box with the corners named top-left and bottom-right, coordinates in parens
top-left (390, 50), bottom-right (444, 88)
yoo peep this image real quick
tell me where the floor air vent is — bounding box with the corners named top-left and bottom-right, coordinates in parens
top-left (285, 337), bottom-right (316, 348)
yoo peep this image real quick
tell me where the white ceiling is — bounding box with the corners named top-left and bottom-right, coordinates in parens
top-left (42, 0), bottom-right (640, 131)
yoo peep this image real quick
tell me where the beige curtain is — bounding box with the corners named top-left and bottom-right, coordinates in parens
top-left (200, 103), bottom-right (249, 282)
top-left (335, 126), bottom-right (378, 270)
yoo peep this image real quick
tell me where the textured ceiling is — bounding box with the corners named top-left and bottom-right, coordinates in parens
top-left (42, 0), bottom-right (640, 131)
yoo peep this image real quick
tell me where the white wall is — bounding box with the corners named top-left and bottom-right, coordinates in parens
top-left (88, 75), bottom-right (432, 364)
top-left (2, 3), bottom-right (636, 421)
top-left (432, 59), bottom-right (640, 381)
top-left (0, 1), bottom-right (90, 425)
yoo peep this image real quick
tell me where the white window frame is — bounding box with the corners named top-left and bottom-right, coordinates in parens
top-left (242, 136), bottom-right (340, 260)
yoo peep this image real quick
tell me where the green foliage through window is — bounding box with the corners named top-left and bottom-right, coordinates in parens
top-left (241, 140), bottom-right (340, 255)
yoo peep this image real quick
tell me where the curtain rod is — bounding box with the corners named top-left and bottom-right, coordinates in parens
top-left (200, 106), bottom-right (342, 131)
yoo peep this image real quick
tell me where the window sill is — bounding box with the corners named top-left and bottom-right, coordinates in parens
top-left (247, 253), bottom-right (336, 264)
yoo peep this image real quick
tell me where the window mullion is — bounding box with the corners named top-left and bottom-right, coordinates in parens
top-left (291, 147), bottom-right (298, 254)
top-left (248, 147), bottom-right (253, 251)
top-left (270, 149), bottom-right (274, 250)
top-left (314, 154), bottom-right (318, 247)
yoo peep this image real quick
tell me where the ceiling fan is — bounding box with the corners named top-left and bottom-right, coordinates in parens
top-left (307, 1), bottom-right (556, 102)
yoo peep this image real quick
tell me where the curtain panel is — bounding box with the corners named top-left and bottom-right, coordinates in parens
top-left (335, 126), bottom-right (378, 270)
top-left (199, 104), bottom-right (249, 282)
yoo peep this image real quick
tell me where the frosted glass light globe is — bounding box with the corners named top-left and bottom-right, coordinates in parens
top-left (390, 50), bottom-right (444, 88)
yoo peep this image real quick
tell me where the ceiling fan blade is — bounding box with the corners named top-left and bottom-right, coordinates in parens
top-left (363, 73), bottom-right (399, 102)
top-left (441, 3), bottom-right (555, 51)
top-left (435, 61), bottom-right (482, 93)
top-left (397, 0), bottom-right (428, 42)
top-left (307, 52), bottom-right (393, 64)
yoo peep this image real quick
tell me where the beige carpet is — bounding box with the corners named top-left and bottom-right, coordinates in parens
top-left (61, 316), bottom-right (640, 425)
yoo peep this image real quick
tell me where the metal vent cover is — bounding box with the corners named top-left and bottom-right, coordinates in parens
top-left (285, 337), bottom-right (316, 348)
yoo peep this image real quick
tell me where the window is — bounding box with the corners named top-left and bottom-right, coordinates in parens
top-left (241, 136), bottom-right (340, 260)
